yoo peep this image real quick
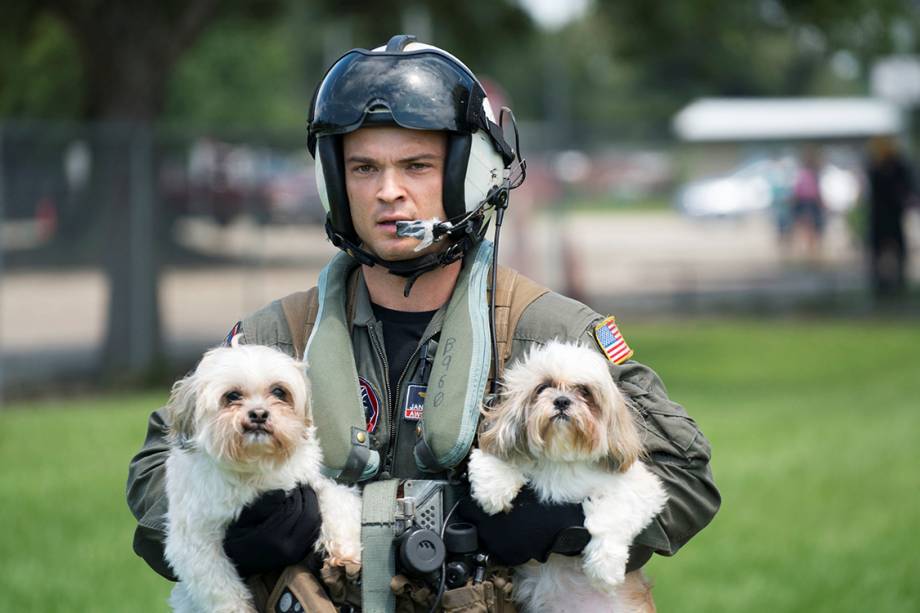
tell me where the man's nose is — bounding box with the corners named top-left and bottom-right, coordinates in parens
top-left (376, 168), bottom-right (406, 203)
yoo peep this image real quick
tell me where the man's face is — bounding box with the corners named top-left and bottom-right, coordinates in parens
top-left (342, 126), bottom-right (447, 261)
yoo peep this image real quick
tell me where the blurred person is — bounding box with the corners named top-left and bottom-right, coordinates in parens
top-left (767, 155), bottom-right (796, 249)
top-left (866, 136), bottom-right (916, 297)
top-left (126, 35), bottom-right (719, 612)
top-left (791, 146), bottom-right (827, 261)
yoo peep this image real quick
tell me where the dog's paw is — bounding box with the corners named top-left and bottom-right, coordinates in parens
top-left (323, 539), bottom-right (361, 568)
top-left (582, 539), bottom-right (628, 592)
top-left (476, 494), bottom-right (515, 515)
top-left (468, 449), bottom-right (525, 515)
top-left (326, 553), bottom-right (361, 569)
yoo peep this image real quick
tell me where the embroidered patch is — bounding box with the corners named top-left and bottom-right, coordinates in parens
top-left (359, 377), bottom-right (380, 433)
top-left (223, 321), bottom-right (242, 347)
top-left (594, 316), bottom-right (634, 365)
top-left (403, 384), bottom-right (426, 421)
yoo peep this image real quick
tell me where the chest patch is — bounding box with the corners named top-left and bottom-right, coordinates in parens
top-left (223, 321), bottom-right (242, 347)
top-left (358, 377), bottom-right (380, 433)
top-left (403, 384), bottom-right (426, 421)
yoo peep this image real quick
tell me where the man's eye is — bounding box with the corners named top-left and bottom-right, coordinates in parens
top-left (408, 162), bottom-right (430, 171)
top-left (271, 386), bottom-right (288, 400)
top-left (224, 391), bottom-right (242, 403)
top-left (353, 164), bottom-right (375, 174)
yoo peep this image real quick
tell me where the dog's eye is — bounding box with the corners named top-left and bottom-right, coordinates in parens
top-left (224, 390), bottom-right (242, 403)
top-left (575, 384), bottom-right (594, 400)
top-left (271, 386), bottom-right (288, 400)
top-left (535, 382), bottom-right (552, 394)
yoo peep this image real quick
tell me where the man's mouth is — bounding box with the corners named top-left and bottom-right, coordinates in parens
top-left (377, 217), bottom-right (413, 234)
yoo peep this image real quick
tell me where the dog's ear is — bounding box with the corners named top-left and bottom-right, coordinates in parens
top-left (477, 391), bottom-right (530, 460)
top-left (292, 360), bottom-right (313, 426)
top-left (601, 381), bottom-right (644, 472)
top-left (165, 374), bottom-right (198, 445)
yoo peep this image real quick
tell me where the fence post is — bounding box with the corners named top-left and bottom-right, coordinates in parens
top-left (128, 122), bottom-right (159, 374)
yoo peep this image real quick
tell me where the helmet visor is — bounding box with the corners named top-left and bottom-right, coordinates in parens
top-left (311, 50), bottom-right (484, 136)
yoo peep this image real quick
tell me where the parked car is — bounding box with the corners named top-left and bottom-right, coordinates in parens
top-left (676, 156), bottom-right (861, 218)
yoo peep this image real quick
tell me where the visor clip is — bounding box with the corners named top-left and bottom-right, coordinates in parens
top-left (385, 34), bottom-right (417, 52)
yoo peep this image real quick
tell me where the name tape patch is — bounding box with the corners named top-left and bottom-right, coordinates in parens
top-left (403, 384), bottom-right (426, 421)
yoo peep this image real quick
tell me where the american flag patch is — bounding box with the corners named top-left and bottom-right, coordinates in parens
top-left (594, 316), bottom-right (634, 365)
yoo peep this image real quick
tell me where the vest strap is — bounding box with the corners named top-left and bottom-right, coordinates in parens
top-left (360, 479), bottom-right (400, 613)
top-left (282, 250), bottom-right (549, 480)
top-left (305, 253), bottom-right (380, 481)
top-left (412, 240), bottom-right (493, 473)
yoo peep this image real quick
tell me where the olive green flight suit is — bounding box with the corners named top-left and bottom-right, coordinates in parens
top-left (126, 266), bottom-right (720, 583)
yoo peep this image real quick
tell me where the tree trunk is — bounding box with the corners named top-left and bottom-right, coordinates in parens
top-left (48, 0), bottom-right (220, 378)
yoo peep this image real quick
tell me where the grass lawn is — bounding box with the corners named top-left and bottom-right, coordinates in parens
top-left (1, 319), bottom-right (919, 612)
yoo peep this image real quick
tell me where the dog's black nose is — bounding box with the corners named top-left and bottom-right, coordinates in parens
top-left (553, 396), bottom-right (571, 411)
top-left (248, 408), bottom-right (269, 423)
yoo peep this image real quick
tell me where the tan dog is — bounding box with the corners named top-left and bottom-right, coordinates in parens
top-left (468, 341), bottom-right (666, 612)
top-left (163, 343), bottom-right (361, 613)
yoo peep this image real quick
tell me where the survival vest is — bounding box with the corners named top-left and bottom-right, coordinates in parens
top-left (279, 245), bottom-right (548, 484)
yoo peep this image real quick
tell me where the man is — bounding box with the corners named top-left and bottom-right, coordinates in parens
top-left (866, 136), bottom-right (915, 297)
top-left (127, 35), bottom-right (719, 611)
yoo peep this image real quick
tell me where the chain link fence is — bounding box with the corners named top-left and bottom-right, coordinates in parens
top-left (0, 121), bottom-right (338, 401)
top-left (2, 120), bottom-right (915, 402)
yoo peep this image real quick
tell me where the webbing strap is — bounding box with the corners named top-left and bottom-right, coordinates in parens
top-left (361, 479), bottom-right (400, 613)
top-left (281, 289), bottom-right (317, 360)
top-left (487, 266), bottom-right (550, 387)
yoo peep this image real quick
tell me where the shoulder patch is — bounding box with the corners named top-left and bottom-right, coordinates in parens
top-left (594, 316), bottom-right (634, 365)
top-left (223, 321), bottom-right (242, 347)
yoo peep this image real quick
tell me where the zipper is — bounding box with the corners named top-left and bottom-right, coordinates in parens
top-left (367, 321), bottom-right (392, 457)
top-left (388, 334), bottom-right (439, 472)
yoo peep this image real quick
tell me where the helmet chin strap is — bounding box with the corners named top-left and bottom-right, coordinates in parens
top-left (324, 219), bottom-right (478, 297)
top-left (325, 183), bottom-right (509, 297)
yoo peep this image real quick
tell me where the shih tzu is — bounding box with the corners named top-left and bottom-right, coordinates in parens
top-left (468, 341), bottom-right (667, 613)
top-left (163, 343), bottom-right (361, 613)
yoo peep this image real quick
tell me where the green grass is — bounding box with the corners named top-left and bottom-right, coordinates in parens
top-left (0, 391), bottom-right (173, 612)
top-left (1, 319), bottom-right (919, 612)
top-left (636, 320), bottom-right (920, 612)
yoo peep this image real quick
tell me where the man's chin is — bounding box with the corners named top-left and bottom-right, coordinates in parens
top-left (363, 241), bottom-right (444, 263)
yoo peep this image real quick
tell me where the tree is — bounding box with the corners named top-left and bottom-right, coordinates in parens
top-left (2, 0), bottom-right (282, 377)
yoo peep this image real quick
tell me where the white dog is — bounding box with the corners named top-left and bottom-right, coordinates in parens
top-left (163, 343), bottom-right (362, 613)
top-left (468, 341), bottom-right (667, 613)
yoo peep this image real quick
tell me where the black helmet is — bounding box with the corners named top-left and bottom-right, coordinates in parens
top-left (307, 34), bottom-right (517, 280)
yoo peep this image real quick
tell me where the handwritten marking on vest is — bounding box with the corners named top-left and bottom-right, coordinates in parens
top-left (433, 336), bottom-right (457, 408)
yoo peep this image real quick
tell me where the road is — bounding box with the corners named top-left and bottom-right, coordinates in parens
top-left (2, 210), bottom-right (917, 393)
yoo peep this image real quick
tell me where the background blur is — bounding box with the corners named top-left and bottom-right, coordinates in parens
top-left (2, 0), bottom-right (919, 395)
top-left (1, 1), bottom-right (919, 612)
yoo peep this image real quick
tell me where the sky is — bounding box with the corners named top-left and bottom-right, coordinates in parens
top-left (518, 0), bottom-right (591, 30)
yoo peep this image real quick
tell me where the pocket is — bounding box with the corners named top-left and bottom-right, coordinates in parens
top-left (620, 380), bottom-right (709, 461)
top-left (439, 583), bottom-right (492, 613)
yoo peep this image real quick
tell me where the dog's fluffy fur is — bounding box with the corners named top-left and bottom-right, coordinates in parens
top-left (468, 341), bottom-right (667, 613)
top-left (163, 344), bottom-right (361, 613)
